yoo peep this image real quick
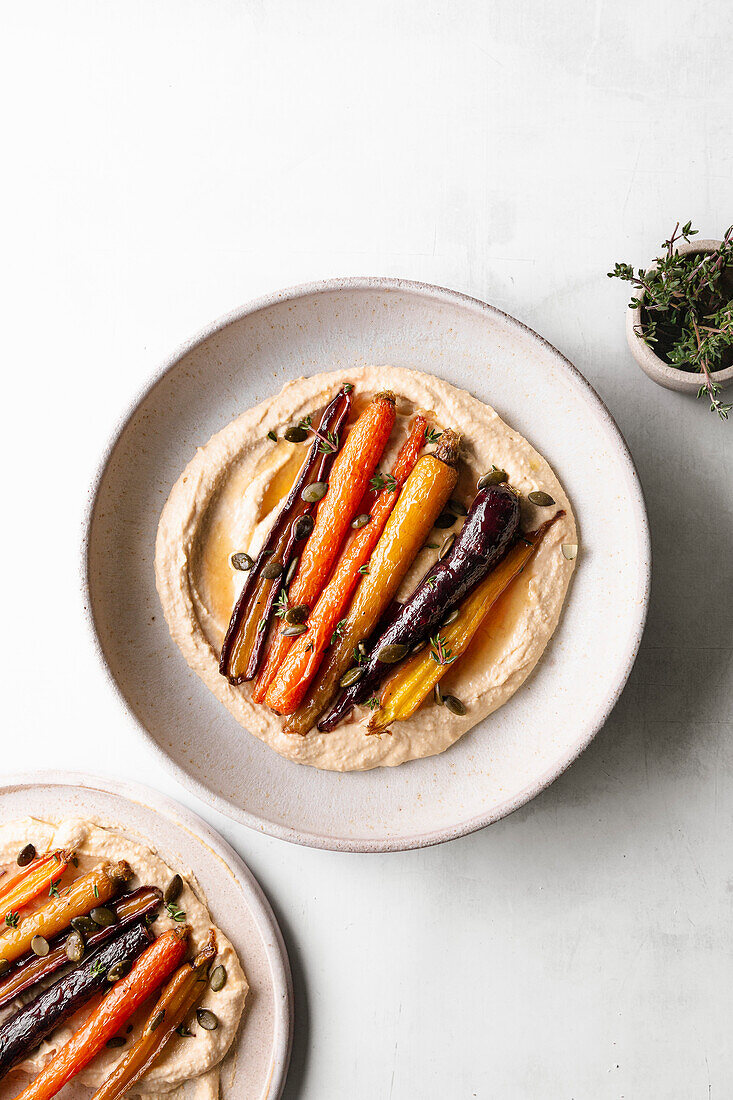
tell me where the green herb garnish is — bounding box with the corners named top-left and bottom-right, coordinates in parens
top-left (609, 221), bottom-right (733, 420)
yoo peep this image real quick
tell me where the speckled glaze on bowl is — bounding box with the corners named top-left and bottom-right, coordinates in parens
top-left (83, 277), bottom-right (651, 853)
top-left (625, 239), bottom-right (733, 394)
top-left (0, 773), bottom-right (292, 1100)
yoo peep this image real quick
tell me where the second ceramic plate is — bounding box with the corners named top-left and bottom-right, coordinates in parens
top-left (0, 773), bottom-right (292, 1099)
top-left (85, 278), bottom-right (650, 852)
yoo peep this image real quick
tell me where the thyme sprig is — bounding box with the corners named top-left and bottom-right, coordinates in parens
top-left (274, 590), bottom-right (290, 619)
top-left (609, 222), bottom-right (733, 420)
top-left (370, 470), bottom-right (398, 494)
top-left (430, 632), bottom-right (456, 666)
top-left (298, 414), bottom-right (339, 454)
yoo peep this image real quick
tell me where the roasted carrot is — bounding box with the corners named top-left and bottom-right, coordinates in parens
top-left (283, 430), bottom-right (460, 736)
top-left (13, 927), bottom-right (189, 1100)
top-left (368, 512), bottom-right (564, 731)
top-left (0, 861), bottom-right (132, 966)
top-left (265, 416), bottom-right (427, 714)
top-left (320, 479), bottom-right (520, 730)
top-left (89, 932), bottom-right (217, 1100)
top-left (0, 851), bottom-right (74, 922)
top-left (0, 887), bottom-right (162, 1010)
top-left (220, 386), bottom-right (352, 683)
top-left (251, 391), bottom-right (397, 703)
top-left (0, 923), bottom-right (152, 1081)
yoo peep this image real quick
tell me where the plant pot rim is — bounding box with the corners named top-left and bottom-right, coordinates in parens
top-left (625, 237), bottom-right (733, 393)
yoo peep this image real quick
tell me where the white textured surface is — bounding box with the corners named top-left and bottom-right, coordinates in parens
top-left (2, 2), bottom-right (731, 1097)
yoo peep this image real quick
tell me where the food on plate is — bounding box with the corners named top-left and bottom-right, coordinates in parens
top-left (368, 512), bottom-right (564, 731)
top-left (0, 852), bottom-right (75, 922)
top-left (318, 477), bottom-right (522, 731)
top-left (0, 819), bottom-right (247, 1096)
top-left (264, 413), bottom-right (427, 715)
top-left (251, 389), bottom-right (398, 702)
top-left (220, 384), bottom-right (352, 683)
top-left (0, 862), bottom-right (133, 966)
top-left (0, 887), bottom-right (161, 1010)
top-left (0, 923), bottom-right (153, 1080)
top-left (90, 932), bottom-right (217, 1100)
top-left (156, 365), bottom-right (578, 770)
top-left (285, 426), bottom-right (461, 736)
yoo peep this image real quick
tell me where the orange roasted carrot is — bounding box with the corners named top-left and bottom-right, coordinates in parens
top-left (13, 928), bottom-right (189, 1100)
top-left (251, 392), bottom-right (397, 703)
top-left (0, 851), bottom-right (74, 921)
top-left (265, 416), bottom-right (427, 714)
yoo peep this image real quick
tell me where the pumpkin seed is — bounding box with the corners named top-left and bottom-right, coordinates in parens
top-left (107, 961), bottom-right (129, 982)
top-left (196, 1009), bottom-right (219, 1031)
top-left (164, 875), bottom-right (183, 905)
top-left (176, 1024), bottom-right (194, 1037)
top-left (528, 490), bottom-right (555, 507)
top-left (230, 552), bottom-right (253, 572)
top-left (284, 604), bottom-right (309, 625)
top-left (65, 931), bottom-right (85, 963)
top-left (442, 609), bottom-right (460, 627)
top-left (562, 544), bottom-right (578, 560)
top-left (438, 533), bottom-right (455, 560)
top-left (31, 936), bottom-right (49, 957)
top-left (71, 915), bottom-right (97, 938)
top-left (261, 560), bottom-right (283, 580)
top-left (90, 907), bottom-right (116, 928)
top-left (446, 498), bottom-right (468, 517)
top-left (434, 683), bottom-right (444, 706)
top-left (442, 694), bottom-right (466, 716)
top-left (376, 643), bottom-right (409, 664)
top-left (285, 556), bottom-right (299, 585)
top-left (340, 667), bottom-right (364, 688)
top-left (293, 514), bottom-right (314, 540)
top-left (284, 426), bottom-right (309, 443)
top-left (209, 965), bottom-right (227, 992)
top-left (478, 466), bottom-right (508, 489)
top-left (433, 512), bottom-right (456, 529)
top-left (410, 640), bottom-right (428, 656)
top-left (351, 513), bottom-right (370, 529)
top-left (302, 482), bottom-right (327, 503)
top-left (357, 641), bottom-right (367, 656)
top-left (0, 959), bottom-right (11, 976)
top-left (267, 430), bottom-right (278, 442)
top-left (281, 623), bottom-right (307, 637)
top-left (106, 1036), bottom-right (126, 1048)
top-left (150, 1010), bottom-right (165, 1032)
top-left (17, 843), bottom-right (36, 867)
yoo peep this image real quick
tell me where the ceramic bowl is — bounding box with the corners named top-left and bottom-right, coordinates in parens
top-left (625, 238), bottom-right (733, 394)
top-left (84, 277), bottom-right (651, 852)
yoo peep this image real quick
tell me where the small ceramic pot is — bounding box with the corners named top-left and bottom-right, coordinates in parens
top-left (625, 238), bottom-right (733, 394)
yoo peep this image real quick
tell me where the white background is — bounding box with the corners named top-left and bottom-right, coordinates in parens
top-left (3, 3), bottom-right (732, 1097)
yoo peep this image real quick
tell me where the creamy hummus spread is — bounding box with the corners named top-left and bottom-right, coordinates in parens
top-left (156, 365), bottom-right (577, 771)
top-left (0, 818), bottom-right (247, 1098)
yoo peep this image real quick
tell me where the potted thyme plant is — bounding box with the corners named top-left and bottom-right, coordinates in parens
top-left (609, 222), bottom-right (733, 420)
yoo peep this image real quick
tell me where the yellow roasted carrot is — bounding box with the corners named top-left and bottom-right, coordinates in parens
top-left (368, 512), bottom-right (564, 731)
top-left (0, 862), bottom-right (132, 965)
top-left (283, 430), bottom-right (460, 736)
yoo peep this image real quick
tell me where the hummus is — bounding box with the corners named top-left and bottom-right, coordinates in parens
top-left (156, 365), bottom-right (577, 771)
top-left (0, 818), bottom-right (247, 1099)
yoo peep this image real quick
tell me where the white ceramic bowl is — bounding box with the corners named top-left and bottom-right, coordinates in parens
top-left (84, 278), bottom-right (651, 852)
top-left (0, 772), bottom-right (292, 1100)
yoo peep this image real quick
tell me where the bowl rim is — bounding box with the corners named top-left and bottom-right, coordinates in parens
top-left (625, 238), bottom-right (733, 386)
top-left (82, 275), bottom-right (651, 853)
top-left (0, 769), bottom-right (294, 1098)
